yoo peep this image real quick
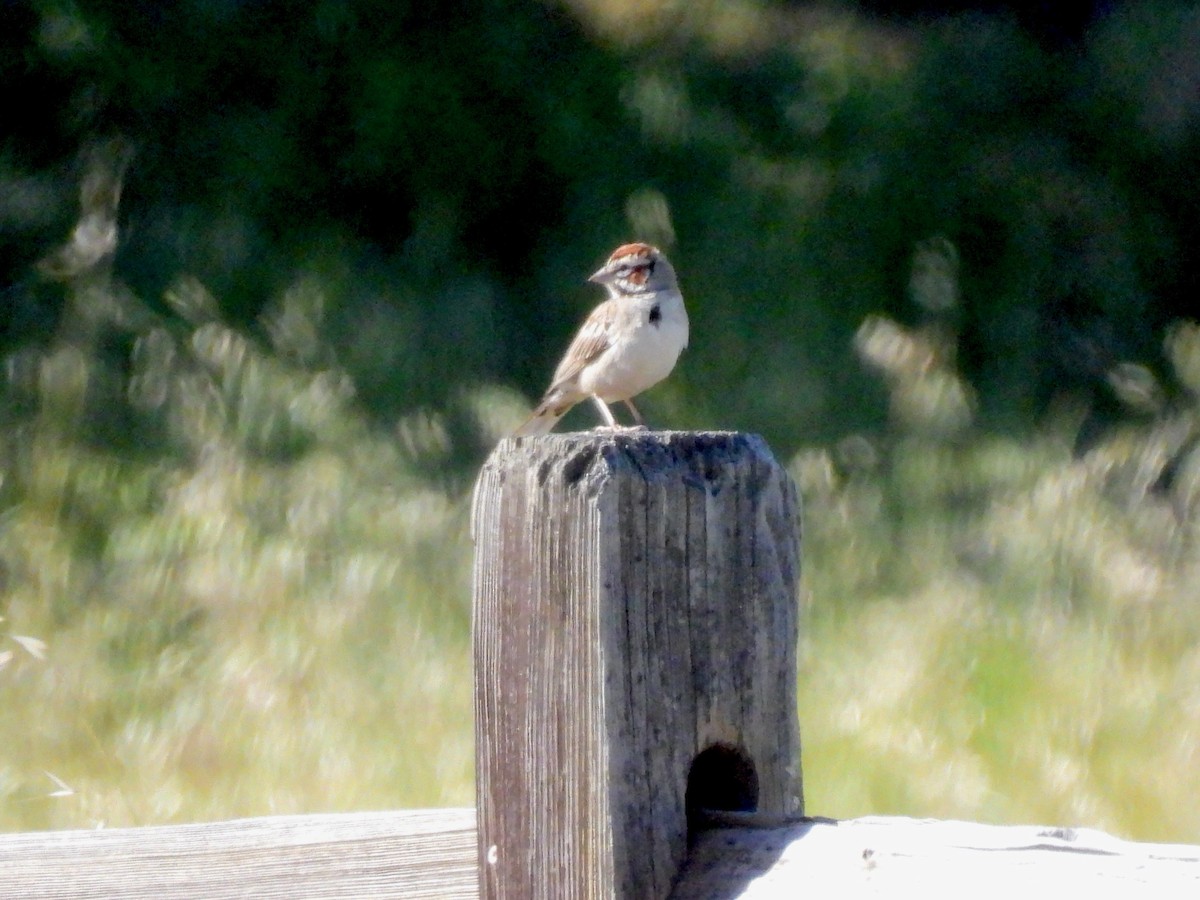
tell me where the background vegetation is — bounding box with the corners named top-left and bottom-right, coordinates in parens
top-left (3, 0), bottom-right (1200, 841)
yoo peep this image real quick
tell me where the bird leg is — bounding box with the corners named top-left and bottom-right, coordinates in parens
top-left (591, 395), bottom-right (619, 428)
top-left (590, 396), bottom-right (646, 431)
top-left (622, 399), bottom-right (648, 429)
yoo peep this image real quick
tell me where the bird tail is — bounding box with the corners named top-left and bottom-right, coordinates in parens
top-left (513, 406), bottom-right (566, 437)
top-left (513, 394), bottom-right (575, 437)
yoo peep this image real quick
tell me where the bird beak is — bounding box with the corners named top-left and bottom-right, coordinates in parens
top-left (589, 265), bottom-right (615, 284)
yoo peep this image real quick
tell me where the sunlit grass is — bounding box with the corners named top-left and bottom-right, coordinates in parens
top-left (795, 432), bottom-right (1200, 842)
top-left (4, 279), bottom-right (1200, 845)
top-left (6, 419), bottom-right (1200, 841)
top-left (0, 428), bottom-right (476, 830)
top-left (0, 298), bottom-right (481, 831)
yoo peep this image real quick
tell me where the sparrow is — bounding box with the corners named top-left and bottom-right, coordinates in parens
top-left (514, 243), bottom-right (689, 436)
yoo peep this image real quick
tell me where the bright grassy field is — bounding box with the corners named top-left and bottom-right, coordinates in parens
top-left (3, 327), bottom-right (1200, 841)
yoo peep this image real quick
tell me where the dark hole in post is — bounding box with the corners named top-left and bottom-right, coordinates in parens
top-left (685, 743), bottom-right (759, 845)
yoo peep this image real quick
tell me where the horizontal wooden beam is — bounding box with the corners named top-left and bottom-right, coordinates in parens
top-left (672, 815), bottom-right (1200, 897)
top-left (0, 808), bottom-right (477, 899)
top-left (3, 811), bottom-right (1196, 898)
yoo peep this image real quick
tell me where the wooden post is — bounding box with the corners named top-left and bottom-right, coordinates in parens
top-left (472, 431), bottom-right (803, 899)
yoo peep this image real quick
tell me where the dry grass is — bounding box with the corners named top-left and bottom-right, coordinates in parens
top-left (3, 284), bottom-right (1200, 845)
top-left (0, 298), bottom-right (512, 830)
top-left (794, 431), bottom-right (1200, 842)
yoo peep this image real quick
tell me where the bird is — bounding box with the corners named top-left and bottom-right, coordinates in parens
top-left (514, 242), bottom-right (689, 436)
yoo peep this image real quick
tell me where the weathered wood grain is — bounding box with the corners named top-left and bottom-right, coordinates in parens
top-left (0, 808), bottom-right (477, 899)
top-left (472, 431), bottom-right (803, 899)
top-left (671, 816), bottom-right (1200, 898)
top-left (5, 811), bottom-right (1195, 899)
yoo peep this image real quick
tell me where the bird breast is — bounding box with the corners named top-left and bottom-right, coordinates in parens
top-left (580, 291), bottom-right (688, 402)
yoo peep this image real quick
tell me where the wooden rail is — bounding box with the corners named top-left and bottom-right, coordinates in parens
top-left (0, 808), bottom-right (477, 899)
top-left (3, 810), bottom-right (1197, 897)
top-left (2, 431), bottom-right (1198, 897)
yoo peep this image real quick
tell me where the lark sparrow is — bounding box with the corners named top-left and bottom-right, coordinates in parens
top-left (514, 243), bottom-right (689, 436)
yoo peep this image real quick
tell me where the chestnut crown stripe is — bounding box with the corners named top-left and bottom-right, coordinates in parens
top-left (609, 242), bottom-right (655, 260)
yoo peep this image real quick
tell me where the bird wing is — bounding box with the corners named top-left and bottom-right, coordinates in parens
top-left (545, 298), bottom-right (618, 393)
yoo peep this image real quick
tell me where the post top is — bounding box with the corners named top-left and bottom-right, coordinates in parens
top-left (497, 429), bottom-right (778, 470)
top-left (473, 429), bottom-right (793, 545)
top-left (481, 431), bottom-right (783, 491)
top-left (506, 428), bottom-right (756, 444)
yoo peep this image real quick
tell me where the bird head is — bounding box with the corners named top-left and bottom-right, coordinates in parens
top-left (589, 243), bottom-right (677, 297)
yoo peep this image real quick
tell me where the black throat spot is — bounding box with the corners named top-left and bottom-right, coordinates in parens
top-left (649, 303), bottom-right (661, 326)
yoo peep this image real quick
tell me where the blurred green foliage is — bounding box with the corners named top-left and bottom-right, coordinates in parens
top-left (3, 0), bottom-right (1197, 445)
top-left (4, 0), bottom-right (1200, 839)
